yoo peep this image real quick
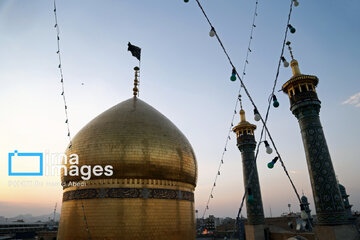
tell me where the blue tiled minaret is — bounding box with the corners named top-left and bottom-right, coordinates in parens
top-left (282, 59), bottom-right (347, 225)
top-left (233, 109), bottom-right (265, 225)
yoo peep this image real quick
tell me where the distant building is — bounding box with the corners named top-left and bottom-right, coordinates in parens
top-left (205, 216), bottom-right (216, 232)
top-left (0, 222), bottom-right (48, 239)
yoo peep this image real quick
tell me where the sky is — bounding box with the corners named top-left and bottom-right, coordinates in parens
top-left (0, 0), bottom-right (359, 219)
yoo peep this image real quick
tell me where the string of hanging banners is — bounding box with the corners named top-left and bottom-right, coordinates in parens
top-left (199, 0), bottom-right (260, 219)
top-left (53, 1), bottom-right (92, 239)
top-left (184, 0), bottom-right (303, 222)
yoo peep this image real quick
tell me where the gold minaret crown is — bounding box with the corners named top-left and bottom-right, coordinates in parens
top-left (232, 108), bottom-right (256, 137)
top-left (282, 41), bottom-right (319, 106)
top-left (240, 109), bottom-right (246, 122)
top-left (290, 59), bottom-right (301, 77)
top-left (133, 66), bottom-right (140, 97)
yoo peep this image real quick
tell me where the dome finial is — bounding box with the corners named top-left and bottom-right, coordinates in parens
top-left (286, 41), bottom-right (301, 76)
top-left (238, 94), bottom-right (243, 110)
top-left (238, 94), bottom-right (246, 122)
top-left (133, 66), bottom-right (140, 97)
top-left (286, 41), bottom-right (295, 60)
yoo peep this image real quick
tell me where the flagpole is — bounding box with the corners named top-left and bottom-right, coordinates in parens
top-left (127, 42), bottom-right (141, 97)
top-left (138, 59), bottom-right (141, 97)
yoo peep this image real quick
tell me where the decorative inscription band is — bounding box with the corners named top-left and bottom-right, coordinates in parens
top-left (63, 187), bottom-right (194, 202)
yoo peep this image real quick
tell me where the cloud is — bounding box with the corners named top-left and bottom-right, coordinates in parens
top-left (342, 92), bottom-right (360, 107)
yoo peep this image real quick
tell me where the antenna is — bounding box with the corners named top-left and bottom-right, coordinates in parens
top-left (288, 203), bottom-right (292, 214)
top-left (53, 203), bottom-right (57, 222)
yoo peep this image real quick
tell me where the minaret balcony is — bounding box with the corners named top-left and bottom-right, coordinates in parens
top-left (289, 90), bottom-right (319, 107)
top-left (237, 134), bottom-right (256, 145)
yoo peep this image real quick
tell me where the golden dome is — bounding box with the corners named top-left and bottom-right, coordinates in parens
top-left (62, 97), bottom-right (197, 186)
top-left (58, 96), bottom-right (198, 240)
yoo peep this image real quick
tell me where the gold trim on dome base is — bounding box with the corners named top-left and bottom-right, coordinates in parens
top-left (63, 178), bottom-right (195, 191)
top-left (58, 179), bottom-right (196, 239)
top-left (58, 198), bottom-right (196, 240)
top-left (63, 187), bottom-right (194, 202)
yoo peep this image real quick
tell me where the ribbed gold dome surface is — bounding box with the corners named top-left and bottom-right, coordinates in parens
top-left (62, 97), bottom-right (197, 186)
top-left (58, 97), bottom-right (198, 240)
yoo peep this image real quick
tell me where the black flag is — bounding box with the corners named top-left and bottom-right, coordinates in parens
top-left (128, 42), bottom-right (141, 61)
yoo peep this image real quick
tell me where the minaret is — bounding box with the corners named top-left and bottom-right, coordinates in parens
top-left (338, 184), bottom-right (354, 220)
top-left (282, 58), bottom-right (347, 225)
top-left (282, 48), bottom-right (359, 239)
top-left (233, 109), bottom-right (265, 240)
top-left (300, 194), bottom-right (313, 231)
